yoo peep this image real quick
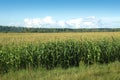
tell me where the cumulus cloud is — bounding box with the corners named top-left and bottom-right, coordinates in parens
top-left (57, 21), bottom-right (66, 28)
top-left (43, 16), bottom-right (55, 24)
top-left (66, 18), bottom-right (83, 28)
top-left (24, 16), bottom-right (101, 28)
top-left (24, 16), bottom-right (55, 28)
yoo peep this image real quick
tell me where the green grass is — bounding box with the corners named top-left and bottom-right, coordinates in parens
top-left (1, 61), bottom-right (120, 80)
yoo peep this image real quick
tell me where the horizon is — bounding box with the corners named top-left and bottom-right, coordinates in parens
top-left (0, 0), bottom-right (120, 28)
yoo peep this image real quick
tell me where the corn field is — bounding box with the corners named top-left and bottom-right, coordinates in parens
top-left (0, 33), bottom-right (120, 73)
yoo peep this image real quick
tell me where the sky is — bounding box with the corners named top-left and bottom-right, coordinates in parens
top-left (0, 0), bottom-right (120, 28)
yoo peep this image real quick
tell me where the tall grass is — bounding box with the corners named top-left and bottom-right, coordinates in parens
top-left (0, 37), bottom-right (120, 73)
top-left (1, 61), bottom-right (120, 80)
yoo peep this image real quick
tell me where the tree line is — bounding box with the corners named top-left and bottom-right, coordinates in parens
top-left (0, 25), bottom-right (120, 33)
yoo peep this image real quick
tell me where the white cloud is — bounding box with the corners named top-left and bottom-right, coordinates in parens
top-left (24, 16), bottom-right (119, 28)
top-left (24, 16), bottom-right (55, 28)
top-left (43, 16), bottom-right (55, 24)
top-left (57, 21), bottom-right (66, 28)
top-left (83, 22), bottom-right (93, 26)
top-left (66, 18), bottom-right (82, 28)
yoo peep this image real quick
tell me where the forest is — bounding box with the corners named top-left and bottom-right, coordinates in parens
top-left (0, 25), bottom-right (120, 33)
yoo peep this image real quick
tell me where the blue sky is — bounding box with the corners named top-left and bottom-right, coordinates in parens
top-left (0, 0), bottom-right (120, 28)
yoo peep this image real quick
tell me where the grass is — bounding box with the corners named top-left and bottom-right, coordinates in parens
top-left (1, 61), bottom-right (120, 80)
